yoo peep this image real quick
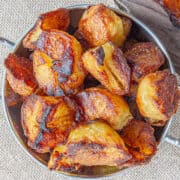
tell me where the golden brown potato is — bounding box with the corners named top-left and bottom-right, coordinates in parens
top-left (48, 121), bottom-right (131, 171)
top-left (82, 42), bottom-right (131, 95)
top-left (23, 8), bottom-right (70, 50)
top-left (21, 94), bottom-right (81, 153)
top-left (78, 4), bottom-right (132, 47)
top-left (33, 30), bottom-right (86, 96)
top-left (121, 120), bottom-right (157, 164)
top-left (76, 87), bottom-right (133, 130)
top-left (124, 42), bottom-right (165, 82)
top-left (136, 70), bottom-right (179, 126)
top-left (4, 53), bottom-right (38, 96)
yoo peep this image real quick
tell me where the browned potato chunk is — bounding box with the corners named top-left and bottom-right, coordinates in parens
top-left (33, 30), bottom-right (86, 96)
top-left (78, 4), bottom-right (132, 47)
top-left (82, 42), bottom-right (131, 95)
top-left (124, 42), bottom-right (165, 82)
top-left (136, 70), bottom-right (179, 126)
top-left (23, 8), bottom-right (70, 50)
top-left (48, 122), bottom-right (131, 171)
top-left (4, 53), bottom-right (38, 96)
top-left (76, 87), bottom-right (133, 130)
top-left (121, 120), bottom-right (157, 163)
top-left (21, 94), bottom-right (81, 153)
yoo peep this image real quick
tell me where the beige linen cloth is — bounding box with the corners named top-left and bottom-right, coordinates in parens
top-left (0, 0), bottom-right (179, 179)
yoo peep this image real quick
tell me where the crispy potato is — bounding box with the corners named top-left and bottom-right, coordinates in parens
top-left (23, 8), bottom-right (70, 50)
top-left (48, 121), bottom-right (131, 171)
top-left (21, 94), bottom-right (81, 153)
top-left (40, 8), bottom-right (69, 31)
top-left (76, 87), bottom-right (133, 130)
top-left (136, 70), bottom-right (179, 126)
top-left (4, 53), bottom-right (38, 96)
top-left (121, 120), bottom-right (157, 163)
top-left (124, 42), bottom-right (165, 82)
top-left (78, 4), bottom-right (132, 47)
top-left (33, 30), bottom-right (86, 96)
top-left (82, 42), bottom-right (131, 95)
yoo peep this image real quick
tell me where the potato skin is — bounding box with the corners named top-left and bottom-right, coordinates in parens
top-left (48, 121), bottom-right (131, 171)
top-left (21, 94), bottom-right (81, 153)
top-left (76, 87), bottom-right (133, 130)
top-left (124, 42), bottom-right (165, 82)
top-left (136, 70), bottom-right (179, 126)
top-left (121, 120), bottom-right (157, 164)
top-left (78, 4), bottom-right (132, 47)
top-left (33, 30), bottom-right (86, 96)
top-left (82, 42), bottom-right (131, 95)
top-left (23, 8), bottom-right (70, 50)
top-left (4, 53), bottom-right (38, 96)
top-left (40, 8), bottom-right (69, 31)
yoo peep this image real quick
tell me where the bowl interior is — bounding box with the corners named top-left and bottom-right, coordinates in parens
top-left (3, 6), bottom-right (172, 178)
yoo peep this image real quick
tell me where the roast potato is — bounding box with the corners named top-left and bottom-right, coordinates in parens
top-left (21, 94), bottom-right (81, 153)
top-left (76, 87), bottom-right (133, 130)
top-left (82, 42), bottom-right (131, 95)
top-left (4, 53), bottom-right (38, 96)
top-left (33, 30), bottom-right (86, 96)
top-left (124, 42), bottom-right (165, 82)
top-left (136, 70), bottom-right (179, 126)
top-left (78, 4), bottom-right (132, 47)
top-left (23, 8), bottom-right (70, 50)
top-left (121, 120), bottom-right (157, 163)
top-left (48, 121), bottom-right (131, 171)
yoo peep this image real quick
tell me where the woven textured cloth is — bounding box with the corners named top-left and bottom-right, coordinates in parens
top-left (0, 0), bottom-right (179, 179)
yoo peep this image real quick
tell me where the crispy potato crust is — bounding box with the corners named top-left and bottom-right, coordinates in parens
top-left (4, 53), bottom-right (38, 96)
top-left (121, 120), bottom-right (157, 163)
top-left (124, 42), bottom-right (165, 82)
top-left (21, 94), bottom-right (81, 153)
top-left (76, 87), bottom-right (133, 130)
top-left (78, 4), bottom-right (132, 47)
top-left (82, 42), bottom-right (131, 95)
top-left (33, 30), bottom-right (86, 96)
top-left (23, 8), bottom-right (70, 50)
top-left (48, 122), bottom-right (131, 171)
top-left (136, 70), bottom-right (179, 126)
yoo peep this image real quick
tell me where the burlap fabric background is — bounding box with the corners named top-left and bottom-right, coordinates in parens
top-left (0, 0), bottom-right (179, 179)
